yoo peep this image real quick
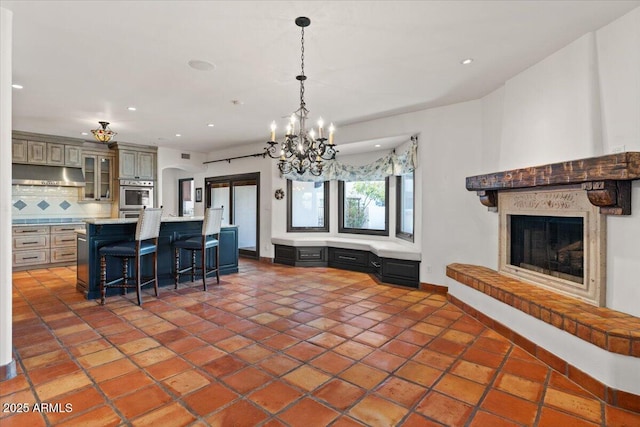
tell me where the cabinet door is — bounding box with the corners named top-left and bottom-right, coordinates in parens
top-left (65, 145), bottom-right (83, 167)
top-left (119, 150), bottom-right (137, 178)
top-left (98, 156), bottom-right (113, 200)
top-left (81, 155), bottom-right (97, 200)
top-left (12, 140), bottom-right (28, 163)
top-left (47, 143), bottom-right (65, 165)
top-left (136, 152), bottom-right (155, 179)
top-left (27, 141), bottom-right (47, 164)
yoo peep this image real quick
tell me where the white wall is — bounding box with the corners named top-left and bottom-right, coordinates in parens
top-left (1, 6), bottom-right (15, 376)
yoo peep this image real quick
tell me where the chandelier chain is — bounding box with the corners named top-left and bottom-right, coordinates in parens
top-left (299, 27), bottom-right (305, 108)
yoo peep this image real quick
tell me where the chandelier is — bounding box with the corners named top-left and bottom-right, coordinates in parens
top-left (266, 17), bottom-right (336, 176)
top-left (91, 121), bottom-right (116, 143)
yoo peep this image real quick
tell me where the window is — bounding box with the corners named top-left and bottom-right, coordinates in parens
top-left (287, 180), bottom-right (329, 232)
top-left (396, 172), bottom-right (414, 241)
top-left (338, 179), bottom-right (389, 236)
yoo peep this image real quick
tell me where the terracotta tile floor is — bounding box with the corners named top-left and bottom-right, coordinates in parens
top-left (3, 260), bottom-right (640, 426)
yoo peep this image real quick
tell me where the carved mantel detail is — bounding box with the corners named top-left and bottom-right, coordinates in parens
top-left (466, 152), bottom-right (640, 215)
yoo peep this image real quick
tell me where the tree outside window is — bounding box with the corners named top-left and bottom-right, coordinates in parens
top-left (339, 179), bottom-right (388, 235)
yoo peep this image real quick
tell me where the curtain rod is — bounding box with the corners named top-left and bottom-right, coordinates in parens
top-left (203, 152), bottom-right (266, 165)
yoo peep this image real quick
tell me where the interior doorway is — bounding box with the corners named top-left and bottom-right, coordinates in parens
top-left (178, 178), bottom-right (194, 216)
top-left (205, 172), bottom-right (259, 259)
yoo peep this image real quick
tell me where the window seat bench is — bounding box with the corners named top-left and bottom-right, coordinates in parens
top-left (271, 236), bottom-right (421, 288)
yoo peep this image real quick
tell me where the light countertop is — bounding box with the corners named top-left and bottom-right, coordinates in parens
top-left (84, 217), bottom-right (237, 227)
top-left (84, 216), bottom-right (205, 225)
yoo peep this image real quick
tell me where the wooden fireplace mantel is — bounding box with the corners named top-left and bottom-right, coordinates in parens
top-left (466, 152), bottom-right (640, 215)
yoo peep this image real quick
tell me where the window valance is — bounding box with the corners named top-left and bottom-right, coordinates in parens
top-left (282, 136), bottom-right (418, 182)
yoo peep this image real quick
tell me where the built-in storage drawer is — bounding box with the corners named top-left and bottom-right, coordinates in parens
top-left (51, 232), bottom-right (78, 247)
top-left (13, 249), bottom-right (49, 267)
top-left (51, 225), bottom-right (83, 234)
top-left (13, 226), bottom-right (49, 235)
top-left (329, 247), bottom-right (371, 272)
top-left (13, 234), bottom-right (49, 250)
top-left (51, 247), bottom-right (77, 263)
top-left (274, 245), bottom-right (327, 267)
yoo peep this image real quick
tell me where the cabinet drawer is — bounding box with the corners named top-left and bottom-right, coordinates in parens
top-left (51, 225), bottom-right (83, 234)
top-left (329, 248), bottom-right (369, 267)
top-left (297, 247), bottom-right (326, 262)
top-left (13, 226), bottom-right (48, 235)
top-left (13, 250), bottom-right (49, 267)
top-left (51, 247), bottom-right (77, 263)
top-left (51, 233), bottom-right (77, 247)
top-left (274, 245), bottom-right (327, 267)
top-left (13, 235), bottom-right (49, 250)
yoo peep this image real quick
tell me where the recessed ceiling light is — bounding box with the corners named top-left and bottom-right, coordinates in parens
top-left (460, 58), bottom-right (474, 65)
top-left (188, 59), bottom-right (216, 71)
top-left (127, 106), bottom-right (137, 111)
top-left (81, 132), bottom-right (88, 136)
top-left (207, 123), bottom-right (215, 127)
top-left (12, 84), bottom-right (23, 89)
top-left (175, 134), bottom-right (181, 137)
top-left (374, 144), bottom-right (381, 148)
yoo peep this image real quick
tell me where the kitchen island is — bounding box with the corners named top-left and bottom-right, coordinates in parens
top-left (76, 216), bottom-right (238, 300)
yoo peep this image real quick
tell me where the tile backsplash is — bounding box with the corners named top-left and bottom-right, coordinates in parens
top-left (12, 185), bottom-right (111, 222)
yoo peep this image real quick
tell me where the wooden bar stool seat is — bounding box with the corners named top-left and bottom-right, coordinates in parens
top-left (174, 208), bottom-right (223, 290)
top-left (99, 207), bottom-right (163, 305)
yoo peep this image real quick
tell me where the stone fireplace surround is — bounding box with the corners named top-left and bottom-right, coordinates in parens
top-left (447, 152), bottom-right (640, 413)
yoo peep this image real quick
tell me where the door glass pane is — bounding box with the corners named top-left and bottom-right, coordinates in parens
top-left (209, 183), bottom-right (230, 226)
top-left (84, 156), bottom-right (95, 199)
top-left (180, 179), bottom-right (194, 216)
top-left (233, 182), bottom-right (257, 252)
top-left (100, 158), bottom-right (111, 199)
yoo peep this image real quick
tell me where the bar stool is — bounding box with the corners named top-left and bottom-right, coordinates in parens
top-left (174, 207), bottom-right (223, 290)
top-left (99, 207), bottom-right (163, 305)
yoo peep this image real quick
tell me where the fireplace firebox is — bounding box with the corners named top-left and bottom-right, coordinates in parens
top-left (509, 215), bottom-right (584, 284)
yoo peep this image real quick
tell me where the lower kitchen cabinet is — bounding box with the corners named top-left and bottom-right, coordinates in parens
top-left (12, 226), bottom-right (49, 267)
top-left (12, 223), bottom-right (84, 270)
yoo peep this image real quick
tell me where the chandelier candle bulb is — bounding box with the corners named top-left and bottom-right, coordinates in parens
top-left (270, 121), bottom-right (277, 142)
top-left (318, 118), bottom-right (324, 138)
top-left (329, 123), bottom-right (335, 145)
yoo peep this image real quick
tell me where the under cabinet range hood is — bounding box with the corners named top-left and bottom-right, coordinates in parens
top-left (12, 164), bottom-right (85, 187)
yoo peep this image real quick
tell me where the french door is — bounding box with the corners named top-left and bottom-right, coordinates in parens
top-left (205, 172), bottom-right (259, 258)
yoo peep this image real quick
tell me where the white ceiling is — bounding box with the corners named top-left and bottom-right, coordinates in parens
top-left (4, 1), bottom-right (639, 153)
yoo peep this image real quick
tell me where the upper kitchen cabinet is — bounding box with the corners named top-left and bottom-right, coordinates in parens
top-left (12, 132), bottom-right (84, 167)
top-left (47, 143), bottom-right (65, 165)
top-left (109, 142), bottom-right (157, 180)
top-left (28, 141), bottom-right (48, 164)
top-left (81, 150), bottom-right (114, 202)
top-left (11, 139), bottom-right (28, 163)
top-left (64, 145), bottom-right (83, 167)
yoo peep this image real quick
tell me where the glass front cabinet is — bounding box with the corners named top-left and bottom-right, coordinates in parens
top-left (81, 151), bottom-right (114, 202)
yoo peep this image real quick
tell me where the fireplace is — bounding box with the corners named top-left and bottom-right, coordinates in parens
top-left (498, 187), bottom-right (605, 306)
top-left (509, 215), bottom-right (584, 284)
